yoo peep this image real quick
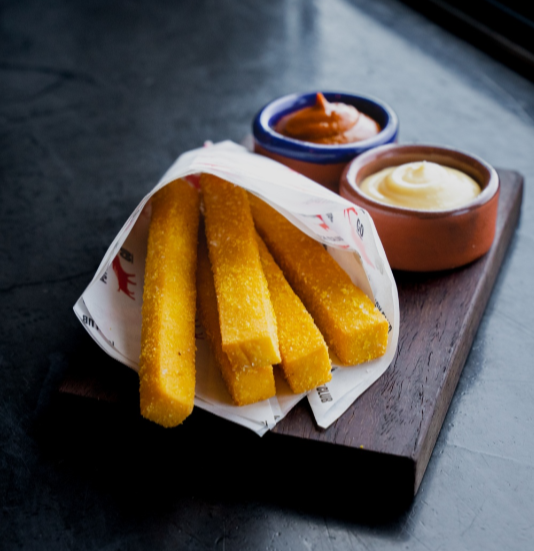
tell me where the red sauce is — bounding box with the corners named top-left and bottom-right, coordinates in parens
top-left (274, 92), bottom-right (381, 145)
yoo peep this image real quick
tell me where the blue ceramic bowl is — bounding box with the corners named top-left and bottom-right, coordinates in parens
top-left (252, 91), bottom-right (399, 191)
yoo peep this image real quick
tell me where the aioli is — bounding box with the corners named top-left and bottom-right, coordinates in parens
top-left (275, 92), bottom-right (380, 144)
top-left (359, 161), bottom-right (482, 211)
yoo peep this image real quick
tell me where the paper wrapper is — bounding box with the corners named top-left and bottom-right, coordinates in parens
top-left (74, 141), bottom-right (399, 436)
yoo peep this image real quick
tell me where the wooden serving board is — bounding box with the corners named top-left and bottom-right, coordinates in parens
top-left (59, 169), bottom-right (523, 502)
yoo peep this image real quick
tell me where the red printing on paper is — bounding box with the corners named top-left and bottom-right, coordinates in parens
top-left (316, 215), bottom-right (330, 231)
top-left (112, 256), bottom-right (136, 300)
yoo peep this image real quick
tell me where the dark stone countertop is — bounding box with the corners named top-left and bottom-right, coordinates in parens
top-left (1, 1), bottom-right (533, 549)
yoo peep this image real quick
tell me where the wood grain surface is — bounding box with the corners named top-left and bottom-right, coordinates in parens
top-left (59, 168), bottom-right (523, 498)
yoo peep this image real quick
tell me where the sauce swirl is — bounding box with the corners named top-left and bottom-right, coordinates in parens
top-left (275, 93), bottom-right (380, 145)
top-left (359, 161), bottom-right (482, 211)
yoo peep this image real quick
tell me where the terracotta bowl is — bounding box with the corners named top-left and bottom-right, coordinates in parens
top-left (339, 144), bottom-right (500, 272)
top-left (252, 91), bottom-right (398, 192)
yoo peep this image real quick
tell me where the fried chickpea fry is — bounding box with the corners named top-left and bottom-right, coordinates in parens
top-left (139, 179), bottom-right (200, 427)
top-left (201, 173), bottom-right (280, 369)
top-left (248, 193), bottom-right (388, 365)
top-left (197, 223), bottom-right (276, 405)
top-left (256, 233), bottom-right (332, 393)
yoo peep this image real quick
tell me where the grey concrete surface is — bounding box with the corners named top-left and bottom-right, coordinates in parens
top-left (1, 0), bottom-right (533, 549)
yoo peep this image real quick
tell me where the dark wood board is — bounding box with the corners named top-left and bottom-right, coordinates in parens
top-left (59, 168), bottom-right (523, 500)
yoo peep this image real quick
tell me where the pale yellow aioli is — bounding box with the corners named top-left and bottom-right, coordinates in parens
top-left (359, 161), bottom-right (482, 211)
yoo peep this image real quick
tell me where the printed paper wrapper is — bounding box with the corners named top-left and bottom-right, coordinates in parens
top-left (74, 141), bottom-right (400, 436)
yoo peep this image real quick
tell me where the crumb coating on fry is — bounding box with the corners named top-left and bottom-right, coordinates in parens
top-left (256, 233), bottom-right (331, 393)
top-left (200, 173), bottom-right (280, 368)
top-left (139, 179), bottom-right (200, 427)
top-left (248, 194), bottom-right (388, 366)
top-left (197, 224), bottom-right (276, 405)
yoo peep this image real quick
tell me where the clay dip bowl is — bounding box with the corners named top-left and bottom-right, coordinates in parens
top-left (339, 144), bottom-right (500, 272)
top-left (252, 91), bottom-right (398, 192)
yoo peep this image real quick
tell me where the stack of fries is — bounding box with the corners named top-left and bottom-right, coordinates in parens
top-left (138, 174), bottom-right (389, 428)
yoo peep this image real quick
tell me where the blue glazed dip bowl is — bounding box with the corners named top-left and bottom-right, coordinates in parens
top-left (252, 91), bottom-right (399, 191)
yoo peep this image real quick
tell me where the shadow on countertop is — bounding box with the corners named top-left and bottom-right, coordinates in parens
top-left (33, 383), bottom-right (413, 531)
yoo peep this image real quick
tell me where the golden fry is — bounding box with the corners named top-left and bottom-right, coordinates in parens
top-left (256, 233), bottom-right (332, 393)
top-left (197, 223), bottom-right (276, 405)
top-left (200, 173), bottom-right (280, 369)
top-left (248, 193), bottom-right (388, 365)
top-left (139, 179), bottom-right (200, 427)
